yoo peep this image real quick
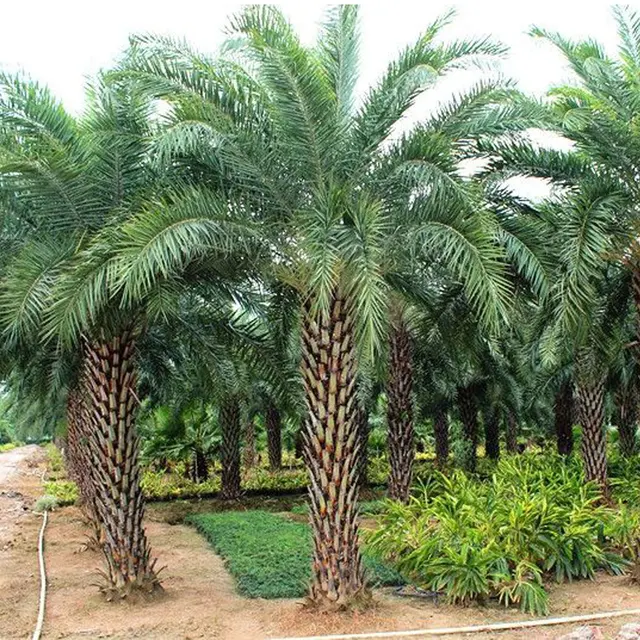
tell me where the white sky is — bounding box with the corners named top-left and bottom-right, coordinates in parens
top-left (0, 1), bottom-right (633, 200)
top-left (0, 1), bottom-right (632, 114)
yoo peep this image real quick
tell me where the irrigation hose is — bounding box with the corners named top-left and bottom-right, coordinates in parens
top-left (31, 509), bottom-right (48, 640)
top-left (271, 607), bottom-right (640, 640)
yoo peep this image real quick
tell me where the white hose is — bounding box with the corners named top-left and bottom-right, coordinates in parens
top-left (31, 510), bottom-right (48, 640)
top-left (271, 607), bottom-right (640, 640)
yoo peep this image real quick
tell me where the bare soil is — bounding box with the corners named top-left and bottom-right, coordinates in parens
top-left (2, 446), bottom-right (640, 640)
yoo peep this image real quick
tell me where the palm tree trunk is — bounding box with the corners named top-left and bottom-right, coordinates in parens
top-left (484, 411), bottom-right (500, 461)
top-left (355, 403), bottom-right (370, 486)
top-left (66, 383), bottom-right (101, 543)
top-left (554, 380), bottom-right (574, 456)
top-left (192, 450), bottom-right (208, 483)
top-left (506, 412), bottom-right (518, 453)
top-left (433, 408), bottom-right (449, 469)
top-left (84, 332), bottom-right (158, 599)
top-left (294, 427), bottom-right (304, 460)
top-left (220, 396), bottom-right (241, 500)
top-left (457, 386), bottom-right (478, 472)
top-left (616, 387), bottom-right (638, 458)
top-left (301, 291), bottom-right (367, 610)
top-left (576, 377), bottom-right (609, 496)
top-left (387, 316), bottom-right (414, 502)
top-left (243, 416), bottom-right (258, 468)
top-left (266, 401), bottom-right (282, 470)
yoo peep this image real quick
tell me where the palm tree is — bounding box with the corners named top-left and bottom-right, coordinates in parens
top-left (116, 5), bottom-right (536, 607)
top-left (506, 7), bottom-right (640, 370)
top-left (386, 302), bottom-right (415, 500)
top-left (554, 378), bottom-right (575, 456)
top-left (0, 75), bottom-right (173, 597)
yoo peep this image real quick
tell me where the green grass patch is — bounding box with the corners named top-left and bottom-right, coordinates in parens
top-left (188, 510), bottom-right (404, 598)
top-left (0, 442), bottom-right (19, 453)
top-left (289, 499), bottom-right (386, 517)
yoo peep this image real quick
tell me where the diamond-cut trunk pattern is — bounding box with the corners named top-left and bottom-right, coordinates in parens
top-left (266, 402), bottom-right (282, 470)
top-left (433, 408), bottom-right (449, 468)
top-left (84, 332), bottom-right (158, 599)
top-left (576, 377), bottom-right (608, 495)
top-left (220, 396), bottom-right (241, 500)
top-left (355, 403), bottom-right (370, 486)
top-left (387, 317), bottom-right (414, 502)
top-left (616, 386), bottom-right (638, 458)
top-left (243, 416), bottom-right (258, 468)
top-left (301, 291), bottom-right (366, 609)
top-left (66, 382), bottom-right (100, 540)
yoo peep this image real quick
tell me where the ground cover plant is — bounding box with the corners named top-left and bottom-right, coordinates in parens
top-left (367, 454), bottom-right (640, 614)
top-left (188, 511), bottom-right (404, 599)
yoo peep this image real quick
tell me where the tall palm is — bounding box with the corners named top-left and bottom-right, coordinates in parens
top-left (116, 5), bottom-right (529, 607)
top-left (0, 75), bottom-right (175, 597)
top-left (496, 7), bottom-right (640, 369)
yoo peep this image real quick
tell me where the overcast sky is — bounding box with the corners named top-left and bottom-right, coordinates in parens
top-left (0, 1), bottom-right (631, 114)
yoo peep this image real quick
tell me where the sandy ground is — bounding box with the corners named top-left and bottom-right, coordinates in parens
top-left (2, 446), bottom-right (640, 640)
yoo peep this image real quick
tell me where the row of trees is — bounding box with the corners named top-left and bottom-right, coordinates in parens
top-left (2, 5), bottom-right (640, 610)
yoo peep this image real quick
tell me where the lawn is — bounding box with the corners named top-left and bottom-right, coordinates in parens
top-left (188, 510), bottom-right (404, 598)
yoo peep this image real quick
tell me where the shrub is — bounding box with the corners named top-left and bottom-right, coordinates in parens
top-left (142, 469), bottom-right (222, 500)
top-left (0, 442), bottom-right (18, 453)
top-left (43, 480), bottom-right (78, 505)
top-left (366, 454), bottom-right (637, 615)
top-left (44, 443), bottom-right (65, 477)
top-left (189, 510), bottom-right (404, 598)
top-left (243, 467), bottom-right (308, 493)
top-left (34, 494), bottom-right (60, 512)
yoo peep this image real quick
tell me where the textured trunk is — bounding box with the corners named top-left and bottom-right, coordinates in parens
top-left (554, 381), bottom-right (574, 456)
top-left (484, 411), bottom-right (500, 461)
top-left (66, 384), bottom-right (100, 539)
top-left (616, 387), bottom-right (638, 458)
top-left (576, 377), bottom-right (608, 495)
top-left (266, 402), bottom-right (282, 470)
top-left (506, 412), bottom-right (518, 453)
top-left (632, 266), bottom-right (640, 364)
top-left (301, 291), bottom-right (367, 609)
top-left (295, 428), bottom-right (304, 460)
top-left (355, 403), bottom-right (371, 487)
top-left (433, 408), bottom-right (449, 469)
top-left (220, 396), bottom-right (241, 500)
top-left (243, 416), bottom-right (258, 468)
top-left (386, 317), bottom-right (414, 502)
top-left (84, 332), bottom-right (158, 599)
top-left (457, 387), bottom-right (479, 472)
top-left (192, 450), bottom-right (208, 483)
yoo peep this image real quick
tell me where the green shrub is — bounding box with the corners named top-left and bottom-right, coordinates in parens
top-left (141, 469), bottom-right (222, 500)
top-left (44, 443), bottom-right (65, 477)
top-left (366, 454), bottom-right (637, 615)
top-left (189, 510), bottom-right (404, 598)
top-left (43, 480), bottom-right (78, 505)
top-left (34, 494), bottom-right (60, 512)
top-left (366, 456), bottom-right (389, 486)
top-left (0, 442), bottom-right (19, 453)
top-left (243, 467), bottom-right (308, 492)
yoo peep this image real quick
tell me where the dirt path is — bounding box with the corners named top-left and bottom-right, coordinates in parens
top-left (2, 447), bottom-right (640, 639)
top-left (0, 445), bottom-right (46, 639)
